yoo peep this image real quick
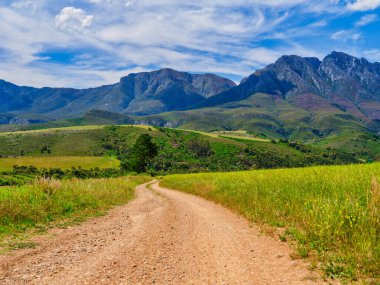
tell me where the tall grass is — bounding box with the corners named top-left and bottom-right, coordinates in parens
top-left (0, 176), bottom-right (150, 238)
top-left (0, 156), bottom-right (120, 172)
top-left (161, 163), bottom-right (380, 282)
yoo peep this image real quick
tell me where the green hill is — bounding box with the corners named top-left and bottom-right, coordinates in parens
top-left (0, 125), bottom-right (360, 175)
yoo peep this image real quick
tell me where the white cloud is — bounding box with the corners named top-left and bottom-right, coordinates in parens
top-left (55, 7), bottom-right (93, 32)
top-left (363, 49), bottom-right (380, 61)
top-left (0, 0), bottom-right (373, 88)
top-left (88, 0), bottom-right (135, 6)
top-left (331, 30), bottom-right (361, 41)
top-left (11, 0), bottom-right (35, 10)
top-left (125, 1), bottom-right (135, 7)
top-left (347, 0), bottom-right (380, 11)
top-left (355, 14), bottom-right (378, 26)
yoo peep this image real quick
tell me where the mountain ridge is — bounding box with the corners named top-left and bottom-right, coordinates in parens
top-left (0, 68), bottom-right (236, 119)
top-left (195, 52), bottom-right (380, 118)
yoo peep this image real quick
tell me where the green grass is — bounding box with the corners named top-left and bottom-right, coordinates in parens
top-left (314, 131), bottom-right (380, 160)
top-left (0, 124), bottom-right (157, 136)
top-left (0, 176), bottom-right (151, 244)
top-left (0, 173), bottom-right (36, 186)
top-left (161, 163), bottom-right (380, 282)
top-left (0, 156), bottom-right (120, 172)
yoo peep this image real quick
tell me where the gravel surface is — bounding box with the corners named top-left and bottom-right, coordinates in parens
top-left (0, 181), bottom-right (327, 284)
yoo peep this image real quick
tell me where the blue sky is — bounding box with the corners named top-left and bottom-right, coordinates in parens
top-left (0, 0), bottom-right (379, 88)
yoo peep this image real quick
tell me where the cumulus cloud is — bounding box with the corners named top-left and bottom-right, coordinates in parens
top-left (347, 0), bottom-right (380, 11)
top-left (55, 7), bottom-right (93, 32)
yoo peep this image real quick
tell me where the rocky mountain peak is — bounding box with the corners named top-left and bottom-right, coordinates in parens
top-left (120, 68), bottom-right (236, 101)
top-left (322, 51), bottom-right (375, 75)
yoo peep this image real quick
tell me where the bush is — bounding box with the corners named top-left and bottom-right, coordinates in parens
top-left (186, 139), bottom-right (213, 158)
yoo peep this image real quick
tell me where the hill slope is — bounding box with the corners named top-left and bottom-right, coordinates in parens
top-left (0, 125), bottom-right (359, 174)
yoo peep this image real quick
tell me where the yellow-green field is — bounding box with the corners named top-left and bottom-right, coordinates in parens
top-left (175, 128), bottom-right (271, 142)
top-left (0, 156), bottom-right (120, 172)
top-left (0, 125), bottom-right (105, 136)
top-left (0, 124), bottom-right (157, 136)
top-left (0, 124), bottom-right (264, 142)
top-left (0, 176), bottom-right (151, 246)
top-left (161, 163), bottom-right (380, 282)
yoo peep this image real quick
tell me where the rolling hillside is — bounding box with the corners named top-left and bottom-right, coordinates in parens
top-left (0, 125), bottom-right (360, 175)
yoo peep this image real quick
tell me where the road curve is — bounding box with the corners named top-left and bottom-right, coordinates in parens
top-left (0, 181), bottom-right (325, 284)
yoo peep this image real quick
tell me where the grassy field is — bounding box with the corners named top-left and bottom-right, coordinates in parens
top-left (0, 156), bottom-right (120, 172)
top-left (0, 125), bottom-right (105, 136)
top-left (0, 124), bottom-right (156, 135)
top-left (161, 163), bottom-right (380, 282)
top-left (0, 176), bottom-right (150, 246)
top-left (174, 128), bottom-right (271, 142)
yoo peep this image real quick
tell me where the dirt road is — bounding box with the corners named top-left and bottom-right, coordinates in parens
top-left (0, 181), bottom-right (324, 284)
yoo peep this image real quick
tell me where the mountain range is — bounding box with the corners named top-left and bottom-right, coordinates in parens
top-left (0, 69), bottom-right (235, 120)
top-left (197, 51), bottom-right (380, 123)
top-left (1, 51), bottom-right (380, 154)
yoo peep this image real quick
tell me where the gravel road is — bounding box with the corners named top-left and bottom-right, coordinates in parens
top-left (0, 181), bottom-right (326, 284)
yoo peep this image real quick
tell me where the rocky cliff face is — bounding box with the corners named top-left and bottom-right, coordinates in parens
top-left (319, 52), bottom-right (380, 103)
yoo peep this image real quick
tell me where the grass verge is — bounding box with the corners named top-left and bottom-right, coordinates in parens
top-left (161, 163), bottom-right (380, 283)
top-left (0, 176), bottom-right (150, 248)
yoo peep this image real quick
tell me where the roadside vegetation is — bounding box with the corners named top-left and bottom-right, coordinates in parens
top-left (1, 165), bottom-right (128, 186)
top-left (161, 163), bottom-right (380, 282)
top-left (0, 176), bottom-right (150, 247)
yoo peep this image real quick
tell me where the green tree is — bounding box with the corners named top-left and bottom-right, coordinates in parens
top-left (121, 134), bottom-right (158, 173)
top-left (186, 139), bottom-right (213, 158)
